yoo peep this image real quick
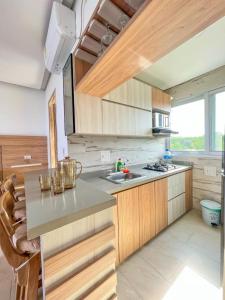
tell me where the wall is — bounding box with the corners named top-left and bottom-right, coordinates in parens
top-left (0, 81), bottom-right (47, 135)
top-left (166, 65), bottom-right (225, 101)
top-left (45, 73), bottom-right (68, 161)
top-left (68, 135), bottom-right (166, 173)
top-left (174, 155), bottom-right (222, 209)
top-left (167, 68), bottom-right (224, 209)
top-left (45, 1), bottom-right (99, 160)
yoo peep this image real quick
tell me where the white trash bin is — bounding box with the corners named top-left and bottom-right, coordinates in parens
top-left (200, 200), bottom-right (221, 226)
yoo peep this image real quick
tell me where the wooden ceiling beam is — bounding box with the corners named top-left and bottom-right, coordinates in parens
top-left (76, 0), bottom-right (225, 97)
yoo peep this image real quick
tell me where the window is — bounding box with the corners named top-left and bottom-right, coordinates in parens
top-left (170, 87), bottom-right (225, 154)
top-left (170, 99), bottom-right (205, 151)
top-left (210, 90), bottom-right (225, 151)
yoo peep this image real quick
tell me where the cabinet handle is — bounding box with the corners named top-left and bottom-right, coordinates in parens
top-left (10, 163), bottom-right (42, 168)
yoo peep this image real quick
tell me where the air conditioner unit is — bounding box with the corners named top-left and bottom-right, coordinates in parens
top-left (44, 2), bottom-right (76, 74)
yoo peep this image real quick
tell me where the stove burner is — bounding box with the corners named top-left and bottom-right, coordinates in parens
top-left (143, 161), bottom-right (176, 172)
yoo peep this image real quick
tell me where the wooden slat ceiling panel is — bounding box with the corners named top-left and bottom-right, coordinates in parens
top-left (76, 0), bottom-right (225, 97)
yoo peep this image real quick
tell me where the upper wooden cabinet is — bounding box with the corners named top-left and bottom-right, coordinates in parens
top-left (102, 101), bottom-right (152, 137)
top-left (152, 87), bottom-right (171, 112)
top-left (103, 78), bottom-right (152, 111)
top-left (75, 93), bottom-right (102, 134)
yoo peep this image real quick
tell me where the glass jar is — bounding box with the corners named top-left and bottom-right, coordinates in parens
top-left (57, 156), bottom-right (82, 189)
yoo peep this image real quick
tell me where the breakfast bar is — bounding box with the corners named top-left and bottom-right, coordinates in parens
top-left (24, 170), bottom-right (117, 300)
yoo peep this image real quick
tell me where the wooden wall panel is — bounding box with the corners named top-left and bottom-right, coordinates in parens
top-left (0, 135), bottom-right (48, 184)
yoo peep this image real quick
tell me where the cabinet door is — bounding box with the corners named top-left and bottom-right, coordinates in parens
top-left (185, 170), bottom-right (193, 211)
top-left (103, 78), bottom-right (152, 110)
top-left (102, 101), bottom-right (136, 135)
top-left (155, 178), bottom-right (168, 234)
top-left (135, 109), bottom-right (152, 136)
top-left (139, 182), bottom-right (156, 247)
top-left (75, 93), bottom-right (102, 134)
top-left (168, 172), bottom-right (185, 200)
top-left (152, 87), bottom-right (171, 112)
top-left (127, 79), bottom-right (152, 110)
top-left (103, 81), bottom-right (128, 105)
top-left (117, 188), bottom-right (140, 263)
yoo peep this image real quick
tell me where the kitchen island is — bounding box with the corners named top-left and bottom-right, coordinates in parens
top-left (24, 170), bottom-right (117, 300)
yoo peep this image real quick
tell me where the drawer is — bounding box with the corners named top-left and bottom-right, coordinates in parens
top-left (168, 172), bottom-right (185, 200)
top-left (168, 193), bottom-right (185, 224)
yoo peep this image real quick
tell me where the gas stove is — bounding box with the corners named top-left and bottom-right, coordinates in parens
top-left (143, 161), bottom-right (177, 172)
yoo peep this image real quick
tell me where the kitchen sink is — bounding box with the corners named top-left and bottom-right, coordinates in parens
top-left (101, 172), bottom-right (146, 184)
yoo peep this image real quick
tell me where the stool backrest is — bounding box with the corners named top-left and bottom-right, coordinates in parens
top-left (0, 191), bottom-right (15, 236)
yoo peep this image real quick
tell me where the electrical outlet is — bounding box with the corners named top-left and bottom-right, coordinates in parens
top-left (204, 166), bottom-right (217, 177)
top-left (101, 151), bottom-right (111, 162)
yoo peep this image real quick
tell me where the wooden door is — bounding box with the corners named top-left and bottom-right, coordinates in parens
top-left (185, 170), bottom-right (193, 211)
top-left (152, 87), bottom-right (171, 112)
top-left (155, 178), bottom-right (168, 234)
top-left (139, 182), bottom-right (156, 247)
top-left (75, 93), bottom-right (102, 134)
top-left (117, 188), bottom-right (140, 262)
top-left (48, 92), bottom-right (58, 168)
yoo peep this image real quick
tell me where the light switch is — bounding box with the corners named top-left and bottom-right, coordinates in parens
top-left (204, 166), bottom-right (217, 177)
top-left (101, 151), bottom-right (111, 162)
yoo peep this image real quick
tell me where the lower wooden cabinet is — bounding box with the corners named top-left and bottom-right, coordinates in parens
top-left (139, 182), bottom-right (156, 247)
top-left (117, 187), bottom-right (140, 263)
top-left (185, 170), bottom-right (193, 211)
top-left (115, 170), bottom-right (192, 264)
top-left (155, 178), bottom-right (168, 234)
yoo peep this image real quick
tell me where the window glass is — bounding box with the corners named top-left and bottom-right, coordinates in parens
top-left (212, 91), bottom-right (225, 151)
top-left (170, 99), bottom-right (205, 151)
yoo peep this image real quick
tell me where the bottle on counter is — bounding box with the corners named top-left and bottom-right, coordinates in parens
top-left (115, 158), bottom-right (125, 172)
top-left (163, 148), bottom-right (172, 161)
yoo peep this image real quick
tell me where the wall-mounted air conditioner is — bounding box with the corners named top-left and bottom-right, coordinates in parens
top-left (44, 2), bottom-right (76, 74)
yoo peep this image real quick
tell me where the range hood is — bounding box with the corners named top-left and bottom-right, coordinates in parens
top-left (152, 128), bottom-right (179, 136)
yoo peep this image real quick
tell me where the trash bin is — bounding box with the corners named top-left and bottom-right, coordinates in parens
top-left (200, 200), bottom-right (221, 226)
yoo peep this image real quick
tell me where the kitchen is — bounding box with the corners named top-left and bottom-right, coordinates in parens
top-left (0, 1), bottom-right (224, 300)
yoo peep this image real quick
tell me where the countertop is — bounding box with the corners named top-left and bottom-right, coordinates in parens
top-left (24, 170), bottom-right (116, 240)
top-left (80, 163), bottom-right (192, 194)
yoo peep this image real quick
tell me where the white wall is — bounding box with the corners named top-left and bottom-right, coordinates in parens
top-left (45, 73), bottom-right (68, 161)
top-left (45, 1), bottom-right (99, 160)
top-left (0, 81), bottom-right (47, 135)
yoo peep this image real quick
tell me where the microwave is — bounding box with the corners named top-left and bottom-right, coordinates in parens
top-left (152, 112), bottom-right (170, 129)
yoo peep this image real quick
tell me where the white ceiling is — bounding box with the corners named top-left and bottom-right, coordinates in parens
top-left (0, 0), bottom-right (53, 89)
top-left (136, 16), bottom-right (225, 90)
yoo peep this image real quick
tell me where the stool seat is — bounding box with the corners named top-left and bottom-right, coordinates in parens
top-left (12, 223), bottom-right (40, 254)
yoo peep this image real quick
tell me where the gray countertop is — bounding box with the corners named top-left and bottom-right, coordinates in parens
top-left (80, 163), bottom-right (192, 194)
top-left (24, 170), bottom-right (116, 240)
top-left (25, 163), bottom-right (191, 240)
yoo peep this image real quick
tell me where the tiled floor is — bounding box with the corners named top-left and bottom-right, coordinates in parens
top-left (117, 209), bottom-right (222, 300)
top-left (0, 209), bottom-right (222, 300)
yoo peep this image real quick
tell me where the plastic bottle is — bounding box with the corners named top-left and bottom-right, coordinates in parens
top-left (163, 149), bottom-right (172, 161)
top-left (115, 158), bottom-right (124, 172)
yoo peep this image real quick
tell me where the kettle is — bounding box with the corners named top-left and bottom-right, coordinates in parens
top-left (57, 156), bottom-right (82, 189)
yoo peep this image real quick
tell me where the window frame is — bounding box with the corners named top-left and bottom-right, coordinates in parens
top-left (170, 87), bottom-right (225, 156)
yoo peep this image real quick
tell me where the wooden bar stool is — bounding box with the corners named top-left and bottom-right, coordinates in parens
top-left (0, 192), bottom-right (40, 300)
